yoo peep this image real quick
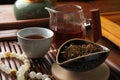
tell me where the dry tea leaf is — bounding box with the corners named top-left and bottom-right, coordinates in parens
top-left (61, 43), bottom-right (103, 60)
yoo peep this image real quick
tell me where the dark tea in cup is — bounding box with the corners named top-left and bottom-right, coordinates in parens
top-left (25, 35), bottom-right (45, 39)
top-left (17, 27), bottom-right (54, 58)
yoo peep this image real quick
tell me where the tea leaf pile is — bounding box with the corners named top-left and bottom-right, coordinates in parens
top-left (60, 43), bottom-right (103, 59)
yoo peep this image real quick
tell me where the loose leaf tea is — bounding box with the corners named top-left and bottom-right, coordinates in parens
top-left (60, 43), bottom-right (103, 59)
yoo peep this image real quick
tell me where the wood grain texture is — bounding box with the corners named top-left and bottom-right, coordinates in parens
top-left (101, 12), bottom-right (120, 47)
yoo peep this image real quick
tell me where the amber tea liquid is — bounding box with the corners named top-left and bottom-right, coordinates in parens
top-left (25, 35), bottom-right (45, 39)
top-left (51, 23), bottom-right (86, 48)
top-left (46, 4), bottom-right (86, 48)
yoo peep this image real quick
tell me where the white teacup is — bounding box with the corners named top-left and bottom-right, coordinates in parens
top-left (17, 27), bottom-right (54, 58)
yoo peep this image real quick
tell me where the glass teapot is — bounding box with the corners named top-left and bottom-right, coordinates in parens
top-left (45, 4), bottom-right (101, 48)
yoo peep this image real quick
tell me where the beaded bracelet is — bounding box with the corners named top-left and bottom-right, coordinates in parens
top-left (0, 52), bottom-right (51, 80)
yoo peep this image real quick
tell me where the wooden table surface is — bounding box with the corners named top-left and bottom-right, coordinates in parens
top-left (0, 0), bottom-right (120, 80)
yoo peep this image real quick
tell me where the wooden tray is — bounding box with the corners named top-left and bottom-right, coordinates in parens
top-left (101, 11), bottom-right (120, 47)
top-left (0, 41), bottom-right (118, 80)
top-left (0, 41), bottom-right (57, 80)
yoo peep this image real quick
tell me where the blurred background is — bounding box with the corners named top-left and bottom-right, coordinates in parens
top-left (0, 0), bottom-right (16, 4)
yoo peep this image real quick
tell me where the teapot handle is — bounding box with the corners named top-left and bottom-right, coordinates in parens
top-left (90, 9), bottom-right (102, 42)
